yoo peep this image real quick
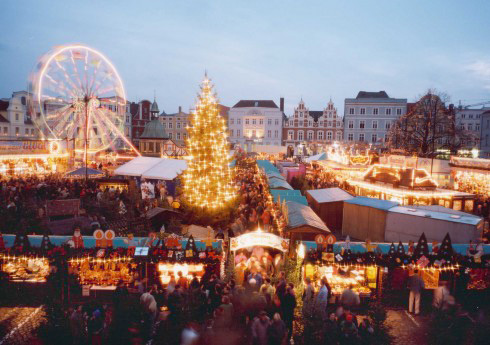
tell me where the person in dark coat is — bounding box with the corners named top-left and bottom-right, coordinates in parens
top-left (267, 313), bottom-right (287, 345)
top-left (281, 284), bottom-right (297, 341)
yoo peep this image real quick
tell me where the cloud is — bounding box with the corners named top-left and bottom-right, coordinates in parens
top-left (466, 60), bottom-right (490, 80)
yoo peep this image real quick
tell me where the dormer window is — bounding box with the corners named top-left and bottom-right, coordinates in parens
top-left (254, 101), bottom-right (259, 107)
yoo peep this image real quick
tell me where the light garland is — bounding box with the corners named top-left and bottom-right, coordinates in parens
top-left (181, 75), bottom-right (236, 209)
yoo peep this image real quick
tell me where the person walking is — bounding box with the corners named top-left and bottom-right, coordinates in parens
top-left (251, 311), bottom-right (270, 345)
top-left (407, 269), bottom-right (425, 315)
top-left (267, 313), bottom-right (287, 345)
top-left (302, 277), bottom-right (315, 320)
top-left (282, 284), bottom-right (297, 341)
top-left (340, 283), bottom-right (360, 310)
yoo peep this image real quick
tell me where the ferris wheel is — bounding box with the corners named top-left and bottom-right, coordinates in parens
top-left (30, 44), bottom-right (133, 154)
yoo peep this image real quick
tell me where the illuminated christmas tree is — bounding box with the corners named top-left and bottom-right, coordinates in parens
top-left (182, 74), bottom-right (235, 210)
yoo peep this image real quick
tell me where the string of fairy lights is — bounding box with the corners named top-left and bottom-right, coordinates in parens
top-left (181, 75), bottom-right (236, 209)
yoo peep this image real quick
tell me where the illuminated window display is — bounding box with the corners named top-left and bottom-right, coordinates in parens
top-left (68, 257), bottom-right (135, 286)
top-left (304, 263), bottom-right (376, 297)
top-left (157, 262), bottom-right (205, 286)
top-left (1, 256), bottom-right (50, 283)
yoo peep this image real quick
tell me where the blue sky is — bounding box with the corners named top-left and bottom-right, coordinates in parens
top-left (1, 0), bottom-right (490, 114)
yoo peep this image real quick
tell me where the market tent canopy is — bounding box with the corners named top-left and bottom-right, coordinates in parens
top-left (114, 157), bottom-right (187, 180)
top-left (230, 231), bottom-right (290, 252)
top-left (270, 190), bottom-right (302, 199)
top-left (268, 178), bottom-right (294, 190)
top-left (114, 156), bottom-right (162, 177)
top-left (141, 159), bottom-right (187, 180)
top-left (266, 172), bottom-right (286, 180)
top-left (305, 152), bottom-right (326, 163)
top-left (278, 195), bottom-right (308, 205)
top-left (257, 160), bottom-right (280, 174)
top-left (65, 167), bottom-right (104, 178)
top-left (306, 188), bottom-right (354, 203)
top-left (285, 201), bottom-right (330, 233)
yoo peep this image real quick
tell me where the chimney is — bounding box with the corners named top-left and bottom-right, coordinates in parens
top-left (179, 106), bottom-right (182, 114)
top-left (280, 97), bottom-right (284, 112)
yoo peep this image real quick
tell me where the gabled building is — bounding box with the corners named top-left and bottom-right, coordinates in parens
top-left (0, 91), bottom-right (38, 139)
top-left (283, 99), bottom-right (343, 151)
top-left (139, 110), bottom-right (186, 157)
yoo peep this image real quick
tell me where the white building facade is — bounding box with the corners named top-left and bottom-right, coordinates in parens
top-left (0, 91), bottom-right (38, 140)
top-left (343, 91), bottom-right (407, 145)
top-left (228, 100), bottom-right (284, 151)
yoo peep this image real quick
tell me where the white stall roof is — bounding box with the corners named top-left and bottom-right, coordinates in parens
top-left (389, 206), bottom-right (482, 226)
top-left (142, 159), bottom-right (187, 180)
top-left (307, 188), bottom-right (353, 203)
top-left (114, 157), bottom-right (187, 180)
top-left (114, 156), bottom-right (162, 176)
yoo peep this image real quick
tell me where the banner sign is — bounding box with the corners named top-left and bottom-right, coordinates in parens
top-left (230, 232), bottom-right (289, 252)
top-left (0, 140), bottom-right (64, 155)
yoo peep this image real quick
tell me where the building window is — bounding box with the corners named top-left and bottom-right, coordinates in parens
top-left (385, 122), bottom-right (391, 130)
top-left (359, 133), bottom-right (364, 141)
top-left (348, 133), bottom-right (353, 141)
top-left (15, 114), bottom-right (19, 121)
top-left (168, 123), bottom-right (173, 129)
top-left (386, 108), bottom-right (392, 115)
top-left (349, 108), bottom-right (354, 115)
top-left (259, 119), bottom-right (263, 125)
top-left (15, 127), bottom-right (19, 135)
top-left (183, 133), bottom-right (187, 139)
top-left (275, 119), bottom-right (279, 125)
top-left (468, 124), bottom-right (473, 131)
top-left (348, 120), bottom-right (354, 129)
top-left (476, 123), bottom-right (480, 131)
top-left (230, 118), bottom-right (234, 125)
top-left (317, 131), bottom-right (324, 140)
top-left (372, 134), bottom-right (377, 143)
top-left (373, 108), bottom-right (378, 115)
top-left (252, 119), bottom-right (256, 125)
top-left (25, 128), bottom-right (29, 135)
top-left (267, 130), bottom-right (271, 137)
top-left (326, 131), bottom-right (332, 141)
top-left (268, 119), bottom-right (272, 125)
top-left (360, 108), bottom-right (366, 115)
top-left (469, 114), bottom-right (473, 119)
top-left (372, 120), bottom-right (378, 129)
top-left (336, 131), bottom-right (342, 141)
top-left (252, 130), bottom-right (256, 137)
top-left (237, 129), bottom-right (240, 137)
top-left (396, 108), bottom-right (402, 115)
top-left (298, 131), bottom-right (304, 141)
top-left (169, 133), bottom-right (172, 139)
top-left (162, 123), bottom-right (166, 129)
top-left (177, 122), bottom-right (181, 129)
top-left (360, 121), bottom-right (365, 129)
top-left (3, 127), bottom-right (7, 134)
top-left (274, 130), bottom-right (278, 138)
top-left (31, 128), bottom-right (35, 135)
top-left (288, 130), bottom-right (294, 140)
top-left (289, 120), bottom-right (293, 126)
top-left (307, 131), bottom-right (314, 140)
top-left (230, 130), bottom-right (234, 137)
top-left (245, 119), bottom-right (249, 125)
top-left (237, 118), bottom-right (241, 124)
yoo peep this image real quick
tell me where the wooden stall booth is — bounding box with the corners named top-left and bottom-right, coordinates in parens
top-left (306, 187), bottom-right (354, 232)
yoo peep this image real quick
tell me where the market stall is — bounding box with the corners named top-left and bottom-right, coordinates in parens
top-left (0, 139), bottom-right (69, 176)
top-left (230, 231), bottom-right (289, 284)
top-left (347, 164), bottom-right (475, 211)
top-left (0, 255), bottom-right (50, 283)
top-left (306, 188), bottom-right (354, 232)
top-left (283, 201), bottom-right (331, 242)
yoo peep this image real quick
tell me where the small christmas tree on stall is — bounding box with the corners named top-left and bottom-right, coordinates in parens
top-left (396, 241), bottom-right (405, 256)
top-left (182, 74), bottom-right (236, 211)
top-left (413, 233), bottom-right (429, 258)
top-left (439, 233), bottom-right (453, 258)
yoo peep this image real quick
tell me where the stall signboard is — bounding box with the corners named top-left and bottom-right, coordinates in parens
top-left (230, 232), bottom-right (289, 252)
top-left (0, 140), bottom-right (64, 155)
top-left (420, 270), bottom-right (439, 289)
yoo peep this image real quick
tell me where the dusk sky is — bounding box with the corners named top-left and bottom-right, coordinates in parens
top-left (1, 0), bottom-right (490, 114)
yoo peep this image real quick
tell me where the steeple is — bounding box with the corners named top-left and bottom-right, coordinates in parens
top-left (150, 91), bottom-right (160, 119)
